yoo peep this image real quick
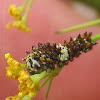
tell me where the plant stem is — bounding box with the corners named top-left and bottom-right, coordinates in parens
top-left (91, 34), bottom-right (100, 42)
top-left (22, 0), bottom-right (29, 9)
top-left (56, 19), bottom-right (100, 34)
top-left (24, 0), bottom-right (34, 20)
top-left (30, 71), bottom-right (46, 83)
top-left (45, 77), bottom-right (53, 100)
top-left (40, 76), bottom-right (51, 89)
top-left (50, 67), bottom-right (63, 77)
top-left (18, 0), bottom-right (29, 12)
top-left (41, 74), bottom-right (50, 79)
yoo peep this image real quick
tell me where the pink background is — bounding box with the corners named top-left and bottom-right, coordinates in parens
top-left (0, 0), bottom-right (100, 100)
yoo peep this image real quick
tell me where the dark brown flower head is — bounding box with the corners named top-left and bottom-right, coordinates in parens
top-left (22, 32), bottom-right (97, 75)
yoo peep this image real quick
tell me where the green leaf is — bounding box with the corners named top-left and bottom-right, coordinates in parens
top-left (30, 71), bottom-right (46, 83)
top-left (22, 95), bottom-right (32, 100)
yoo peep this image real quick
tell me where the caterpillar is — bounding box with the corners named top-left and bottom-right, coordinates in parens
top-left (22, 32), bottom-right (97, 75)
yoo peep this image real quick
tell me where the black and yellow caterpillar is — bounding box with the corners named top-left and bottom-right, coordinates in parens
top-left (22, 32), bottom-right (97, 75)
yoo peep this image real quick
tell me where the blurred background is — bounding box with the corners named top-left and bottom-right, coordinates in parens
top-left (0, 0), bottom-right (100, 100)
top-left (71, 0), bottom-right (100, 20)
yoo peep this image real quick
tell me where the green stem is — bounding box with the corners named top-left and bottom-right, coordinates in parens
top-left (22, 0), bottom-right (29, 10)
top-left (41, 74), bottom-right (50, 80)
top-left (45, 77), bottom-right (53, 100)
top-left (30, 71), bottom-right (46, 83)
top-left (18, 0), bottom-right (29, 12)
top-left (56, 19), bottom-right (100, 34)
top-left (40, 76), bottom-right (51, 89)
top-left (50, 67), bottom-right (63, 77)
top-left (24, 0), bottom-right (35, 20)
top-left (91, 34), bottom-right (100, 42)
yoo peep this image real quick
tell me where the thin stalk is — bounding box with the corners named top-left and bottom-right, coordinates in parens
top-left (91, 34), bottom-right (100, 42)
top-left (40, 76), bottom-right (51, 89)
top-left (24, 0), bottom-right (34, 19)
top-left (41, 74), bottom-right (50, 80)
top-left (45, 77), bottom-right (53, 100)
top-left (30, 71), bottom-right (46, 83)
top-left (50, 67), bottom-right (63, 77)
top-left (56, 19), bottom-right (100, 34)
top-left (22, 0), bottom-right (29, 10)
top-left (18, 0), bottom-right (29, 12)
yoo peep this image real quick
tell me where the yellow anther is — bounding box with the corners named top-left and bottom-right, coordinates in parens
top-left (18, 92), bottom-right (24, 98)
top-left (5, 98), bottom-right (10, 100)
top-left (24, 27), bottom-right (31, 33)
top-left (29, 83), bottom-right (34, 89)
top-left (8, 4), bottom-right (22, 21)
top-left (20, 70), bottom-right (25, 74)
top-left (14, 62), bottom-right (20, 66)
top-left (7, 58), bottom-right (13, 64)
top-left (22, 74), bottom-right (29, 80)
top-left (19, 80), bottom-right (23, 84)
top-left (12, 8), bottom-right (20, 15)
top-left (6, 20), bottom-right (31, 33)
top-left (12, 95), bottom-right (21, 100)
top-left (6, 23), bottom-right (11, 30)
top-left (14, 66), bottom-right (19, 71)
top-left (8, 4), bottom-right (16, 15)
top-left (12, 60), bottom-right (18, 65)
top-left (5, 53), bottom-right (14, 59)
top-left (34, 83), bottom-right (40, 91)
top-left (11, 19), bottom-right (31, 33)
top-left (18, 84), bottom-right (26, 91)
top-left (5, 96), bottom-right (13, 100)
top-left (26, 79), bottom-right (33, 84)
top-left (6, 70), bottom-right (12, 78)
top-left (29, 92), bottom-right (36, 98)
top-left (27, 84), bottom-right (31, 88)
top-left (24, 74), bottom-right (29, 80)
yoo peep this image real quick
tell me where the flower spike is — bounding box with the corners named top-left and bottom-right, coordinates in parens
top-left (8, 0), bottom-right (29, 21)
top-left (5, 53), bottom-right (40, 100)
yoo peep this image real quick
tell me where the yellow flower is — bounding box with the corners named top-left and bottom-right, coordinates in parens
top-left (6, 17), bottom-right (31, 33)
top-left (6, 23), bottom-right (11, 30)
top-left (5, 95), bottom-right (21, 100)
top-left (12, 18), bottom-right (31, 33)
top-left (6, 0), bottom-right (34, 33)
top-left (5, 53), bottom-right (25, 79)
top-left (18, 71), bottom-right (40, 98)
top-left (5, 53), bottom-right (40, 100)
top-left (8, 4), bottom-right (22, 21)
